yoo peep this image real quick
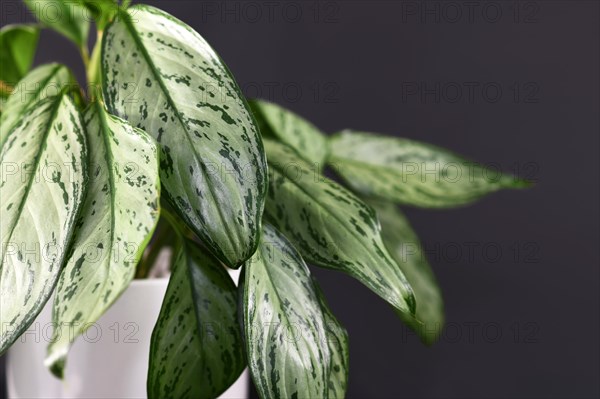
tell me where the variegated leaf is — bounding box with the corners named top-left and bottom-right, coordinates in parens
top-left (45, 103), bottom-right (160, 376)
top-left (369, 200), bottom-right (444, 345)
top-left (313, 279), bottom-right (349, 399)
top-left (102, 5), bottom-right (267, 267)
top-left (263, 140), bottom-right (416, 317)
top-left (0, 24), bottom-right (40, 86)
top-left (241, 223), bottom-right (330, 399)
top-left (148, 238), bottom-right (245, 399)
top-left (1, 63), bottom-right (75, 148)
top-left (329, 130), bottom-right (529, 208)
top-left (249, 99), bottom-right (328, 166)
top-left (23, 0), bottom-right (89, 47)
top-left (0, 94), bottom-right (87, 354)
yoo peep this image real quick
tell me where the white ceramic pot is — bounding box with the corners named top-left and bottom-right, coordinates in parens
top-left (6, 273), bottom-right (249, 398)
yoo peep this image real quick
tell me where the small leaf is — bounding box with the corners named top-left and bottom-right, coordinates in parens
top-left (240, 223), bottom-right (330, 399)
top-left (329, 130), bottom-right (529, 208)
top-left (0, 94), bottom-right (87, 354)
top-left (81, 0), bottom-right (119, 30)
top-left (102, 5), bottom-right (267, 267)
top-left (249, 99), bottom-right (328, 166)
top-left (313, 280), bottom-right (349, 399)
top-left (45, 103), bottom-right (161, 377)
top-left (23, 0), bottom-right (90, 47)
top-left (148, 238), bottom-right (245, 399)
top-left (0, 63), bottom-right (75, 148)
top-left (369, 200), bottom-right (444, 345)
top-left (0, 24), bottom-right (40, 86)
top-left (263, 139), bottom-right (416, 318)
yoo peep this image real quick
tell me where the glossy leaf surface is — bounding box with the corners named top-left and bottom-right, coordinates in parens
top-left (0, 94), bottom-right (86, 353)
top-left (241, 224), bottom-right (330, 399)
top-left (0, 63), bottom-right (75, 148)
top-left (264, 140), bottom-right (416, 317)
top-left (249, 99), bottom-right (328, 166)
top-left (45, 103), bottom-right (160, 376)
top-left (102, 5), bottom-right (267, 267)
top-left (23, 0), bottom-right (89, 47)
top-left (0, 24), bottom-right (40, 86)
top-left (330, 130), bottom-right (528, 208)
top-left (370, 200), bottom-right (444, 345)
top-left (148, 238), bottom-right (245, 399)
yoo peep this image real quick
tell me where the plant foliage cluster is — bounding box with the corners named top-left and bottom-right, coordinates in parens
top-left (0, 1), bottom-right (528, 398)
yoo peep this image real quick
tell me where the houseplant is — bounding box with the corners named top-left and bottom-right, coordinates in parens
top-left (0, 1), bottom-right (530, 398)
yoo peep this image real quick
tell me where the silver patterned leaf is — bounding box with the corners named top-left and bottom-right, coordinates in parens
top-left (45, 103), bottom-right (161, 376)
top-left (0, 94), bottom-right (87, 354)
top-left (369, 199), bottom-right (444, 345)
top-left (263, 139), bottom-right (416, 317)
top-left (249, 99), bottom-right (329, 166)
top-left (0, 63), bottom-right (75, 148)
top-left (102, 5), bottom-right (267, 267)
top-left (329, 130), bottom-right (529, 208)
top-left (241, 223), bottom-right (330, 399)
top-left (148, 238), bottom-right (245, 399)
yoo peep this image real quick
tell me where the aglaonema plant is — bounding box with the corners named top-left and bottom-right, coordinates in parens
top-left (0, 1), bottom-right (530, 398)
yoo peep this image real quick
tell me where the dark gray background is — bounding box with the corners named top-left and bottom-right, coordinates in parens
top-left (1, 0), bottom-right (599, 398)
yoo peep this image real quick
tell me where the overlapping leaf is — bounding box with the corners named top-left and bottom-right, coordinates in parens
top-left (313, 280), bottom-right (349, 399)
top-left (102, 5), bottom-right (267, 267)
top-left (148, 237), bottom-right (245, 399)
top-left (0, 63), bottom-right (75, 147)
top-left (249, 99), bottom-right (328, 166)
top-left (369, 200), bottom-right (444, 345)
top-left (0, 94), bottom-right (87, 354)
top-left (263, 140), bottom-right (416, 317)
top-left (241, 223), bottom-right (330, 399)
top-left (329, 130), bottom-right (529, 208)
top-left (45, 103), bottom-right (160, 377)
top-left (0, 24), bottom-right (40, 87)
top-left (23, 0), bottom-right (89, 47)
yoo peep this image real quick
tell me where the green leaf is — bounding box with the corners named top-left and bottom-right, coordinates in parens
top-left (102, 5), bottom-right (267, 267)
top-left (249, 99), bottom-right (328, 166)
top-left (45, 103), bottom-right (160, 377)
top-left (81, 0), bottom-right (119, 30)
top-left (0, 24), bottom-right (40, 86)
top-left (369, 200), bottom-right (444, 345)
top-left (0, 94), bottom-right (87, 354)
top-left (329, 130), bottom-right (530, 208)
top-left (148, 237), bottom-right (245, 399)
top-left (23, 0), bottom-right (90, 47)
top-left (0, 63), bottom-right (75, 148)
top-left (264, 139), bottom-right (416, 316)
top-left (240, 223), bottom-right (330, 399)
top-left (313, 280), bottom-right (349, 399)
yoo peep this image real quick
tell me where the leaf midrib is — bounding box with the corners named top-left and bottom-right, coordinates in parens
top-left (1, 96), bottom-right (64, 267)
top-left (248, 241), bottom-right (325, 398)
top-left (0, 64), bottom-right (63, 150)
top-left (118, 9), bottom-right (238, 259)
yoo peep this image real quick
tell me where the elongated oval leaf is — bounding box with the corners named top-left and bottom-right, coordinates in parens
top-left (0, 63), bottom-right (75, 148)
top-left (264, 140), bottom-right (416, 316)
top-left (241, 223), bottom-right (330, 399)
top-left (329, 130), bottom-right (529, 208)
top-left (249, 99), bottom-right (328, 166)
top-left (0, 24), bottom-right (40, 86)
top-left (0, 94), bottom-right (87, 354)
top-left (102, 5), bottom-right (267, 267)
top-left (369, 200), bottom-right (444, 345)
top-left (45, 103), bottom-right (160, 376)
top-left (313, 280), bottom-right (349, 399)
top-left (148, 238), bottom-right (245, 399)
top-left (23, 0), bottom-right (89, 47)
